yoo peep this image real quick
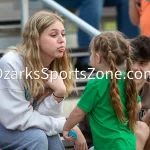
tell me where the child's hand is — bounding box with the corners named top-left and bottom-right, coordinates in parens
top-left (63, 130), bottom-right (75, 142)
top-left (46, 70), bottom-right (66, 100)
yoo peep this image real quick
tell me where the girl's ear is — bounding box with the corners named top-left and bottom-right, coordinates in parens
top-left (95, 53), bottom-right (101, 64)
top-left (121, 60), bottom-right (126, 71)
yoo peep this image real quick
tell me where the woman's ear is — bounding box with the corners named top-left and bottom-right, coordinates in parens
top-left (95, 53), bottom-right (101, 64)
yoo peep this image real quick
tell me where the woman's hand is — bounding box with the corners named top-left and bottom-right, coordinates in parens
top-left (46, 70), bottom-right (66, 102)
top-left (74, 134), bottom-right (88, 150)
top-left (73, 126), bottom-right (88, 150)
top-left (63, 128), bottom-right (88, 150)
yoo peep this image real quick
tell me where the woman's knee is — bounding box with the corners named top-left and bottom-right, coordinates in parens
top-left (26, 128), bottom-right (48, 150)
top-left (0, 127), bottom-right (48, 150)
top-left (26, 128), bottom-right (48, 144)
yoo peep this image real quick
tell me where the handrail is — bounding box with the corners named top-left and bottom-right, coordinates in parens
top-left (21, 0), bottom-right (29, 32)
top-left (20, 0), bottom-right (100, 37)
top-left (42, 0), bottom-right (101, 37)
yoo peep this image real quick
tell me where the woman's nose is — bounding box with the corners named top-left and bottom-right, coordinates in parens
top-left (58, 34), bottom-right (65, 43)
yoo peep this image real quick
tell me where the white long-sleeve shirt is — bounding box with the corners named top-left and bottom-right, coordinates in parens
top-left (0, 51), bottom-right (66, 136)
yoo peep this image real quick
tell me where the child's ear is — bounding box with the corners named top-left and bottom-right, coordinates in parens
top-left (96, 53), bottom-right (101, 64)
top-left (122, 60), bottom-right (126, 71)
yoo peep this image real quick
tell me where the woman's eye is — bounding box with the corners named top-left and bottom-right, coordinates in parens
top-left (62, 33), bottom-right (66, 37)
top-left (50, 34), bottom-right (56, 37)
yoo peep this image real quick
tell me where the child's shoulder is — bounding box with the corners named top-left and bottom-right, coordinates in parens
top-left (87, 72), bottom-right (126, 84)
top-left (87, 76), bottom-right (102, 84)
top-left (86, 75), bottom-right (109, 88)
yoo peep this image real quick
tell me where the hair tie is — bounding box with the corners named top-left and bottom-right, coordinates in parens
top-left (126, 57), bottom-right (130, 60)
top-left (109, 51), bottom-right (112, 53)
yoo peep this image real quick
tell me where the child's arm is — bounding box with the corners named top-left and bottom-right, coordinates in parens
top-left (63, 106), bottom-right (87, 140)
top-left (129, 0), bottom-right (140, 25)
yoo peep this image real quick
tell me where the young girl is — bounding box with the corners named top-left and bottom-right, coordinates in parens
top-left (63, 31), bottom-right (141, 150)
top-left (0, 11), bottom-right (87, 150)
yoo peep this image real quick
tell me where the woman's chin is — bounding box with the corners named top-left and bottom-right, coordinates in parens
top-left (55, 53), bottom-right (64, 58)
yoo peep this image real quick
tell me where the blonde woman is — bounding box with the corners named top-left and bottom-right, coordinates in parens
top-left (0, 11), bottom-right (87, 150)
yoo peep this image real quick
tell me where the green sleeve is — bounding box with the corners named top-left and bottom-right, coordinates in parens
top-left (77, 80), bottom-right (100, 113)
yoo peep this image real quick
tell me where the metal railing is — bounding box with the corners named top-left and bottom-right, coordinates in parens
top-left (21, 0), bottom-right (101, 37)
top-left (42, 0), bottom-right (101, 37)
top-left (21, 0), bottom-right (29, 32)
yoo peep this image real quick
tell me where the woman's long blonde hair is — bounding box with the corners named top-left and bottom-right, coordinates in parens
top-left (13, 11), bottom-right (75, 99)
top-left (90, 31), bottom-right (138, 132)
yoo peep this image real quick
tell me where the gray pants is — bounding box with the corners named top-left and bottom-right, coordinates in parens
top-left (0, 124), bottom-right (65, 150)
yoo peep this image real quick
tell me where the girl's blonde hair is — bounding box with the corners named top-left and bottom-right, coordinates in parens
top-left (90, 31), bottom-right (138, 132)
top-left (13, 11), bottom-right (75, 99)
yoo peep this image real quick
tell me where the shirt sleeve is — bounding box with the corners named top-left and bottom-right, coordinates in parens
top-left (37, 94), bottom-right (64, 117)
top-left (77, 80), bottom-right (100, 113)
top-left (0, 62), bottom-right (66, 135)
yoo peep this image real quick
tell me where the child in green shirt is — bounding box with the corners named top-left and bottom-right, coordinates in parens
top-left (63, 31), bottom-right (141, 150)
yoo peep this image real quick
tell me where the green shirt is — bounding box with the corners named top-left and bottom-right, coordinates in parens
top-left (77, 74), bottom-right (141, 150)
